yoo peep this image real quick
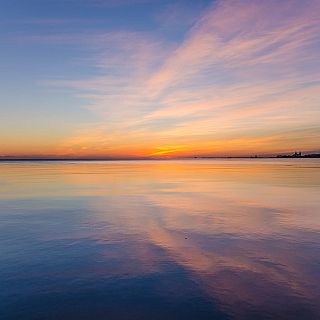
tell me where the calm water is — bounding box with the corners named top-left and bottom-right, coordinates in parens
top-left (0, 159), bottom-right (320, 320)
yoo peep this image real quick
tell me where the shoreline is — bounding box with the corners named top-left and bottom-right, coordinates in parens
top-left (0, 156), bottom-right (319, 162)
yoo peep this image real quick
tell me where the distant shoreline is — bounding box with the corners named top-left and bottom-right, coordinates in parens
top-left (0, 155), bottom-right (319, 161)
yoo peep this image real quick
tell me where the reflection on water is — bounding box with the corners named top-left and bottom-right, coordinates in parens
top-left (0, 159), bottom-right (319, 319)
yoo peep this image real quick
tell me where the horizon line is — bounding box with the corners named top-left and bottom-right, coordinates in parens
top-left (1, 153), bottom-right (320, 161)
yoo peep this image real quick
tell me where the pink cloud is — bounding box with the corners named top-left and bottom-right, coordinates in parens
top-left (43, 0), bottom-right (320, 156)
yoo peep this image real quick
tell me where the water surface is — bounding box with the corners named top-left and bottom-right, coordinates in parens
top-left (1, 159), bottom-right (320, 319)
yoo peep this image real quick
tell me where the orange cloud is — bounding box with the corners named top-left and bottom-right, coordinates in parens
top-left (22, 0), bottom-right (320, 158)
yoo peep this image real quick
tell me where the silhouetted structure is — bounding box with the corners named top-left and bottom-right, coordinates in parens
top-left (277, 152), bottom-right (301, 158)
top-left (276, 151), bottom-right (320, 158)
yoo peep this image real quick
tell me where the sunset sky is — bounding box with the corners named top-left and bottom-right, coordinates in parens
top-left (1, 0), bottom-right (320, 158)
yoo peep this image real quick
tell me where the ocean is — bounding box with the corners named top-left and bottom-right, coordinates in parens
top-left (1, 159), bottom-right (319, 319)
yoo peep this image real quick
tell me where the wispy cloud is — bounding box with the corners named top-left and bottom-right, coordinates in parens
top-left (43, 0), bottom-right (320, 157)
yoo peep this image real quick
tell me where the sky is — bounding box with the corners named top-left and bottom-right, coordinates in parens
top-left (1, 0), bottom-right (320, 158)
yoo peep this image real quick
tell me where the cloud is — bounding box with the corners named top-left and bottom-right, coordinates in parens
top-left (155, 0), bottom-right (208, 29)
top-left (44, 0), bottom-right (320, 157)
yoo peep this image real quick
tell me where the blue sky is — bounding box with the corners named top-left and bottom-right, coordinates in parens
top-left (1, 0), bottom-right (319, 157)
